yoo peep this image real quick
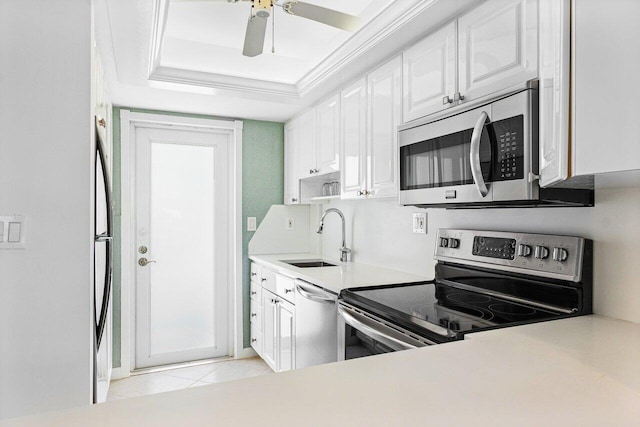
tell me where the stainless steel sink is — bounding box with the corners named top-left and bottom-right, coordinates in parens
top-left (281, 259), bottom-right (338, 268)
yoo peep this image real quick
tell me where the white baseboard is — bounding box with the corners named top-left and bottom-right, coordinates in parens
top-left (235, 347), bottom-right (257, 359)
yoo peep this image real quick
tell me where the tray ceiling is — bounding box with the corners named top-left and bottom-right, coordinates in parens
top-left (95, 0), bottom-right (479, 121)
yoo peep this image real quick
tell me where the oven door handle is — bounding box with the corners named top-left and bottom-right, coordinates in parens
top-left (338, 305), bottom-right (430, 351)
top-left (470, 111), bottom-right (490, 198)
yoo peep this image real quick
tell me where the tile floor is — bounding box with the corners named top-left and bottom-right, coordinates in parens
top-left (107, 357), bottom-right (273, 401)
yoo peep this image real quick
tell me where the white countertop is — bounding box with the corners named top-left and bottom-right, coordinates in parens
top-left (249, 253), bottom-right (430, 294)
top-left (4, 315), bottom-right (640, 426)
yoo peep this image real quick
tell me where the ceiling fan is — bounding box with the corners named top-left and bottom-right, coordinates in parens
top-left (176, 0), bottom-right (362, 57)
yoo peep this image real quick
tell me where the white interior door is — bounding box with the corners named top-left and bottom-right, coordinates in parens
top-left (134, 126), bottom-right (230, 369)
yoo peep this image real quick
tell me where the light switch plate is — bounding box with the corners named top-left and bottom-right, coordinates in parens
top-left (0, 215), bottom-right (27, 249)
top-left (247, 217), bottom-right (257, 232)
top-left (286, 217), bottom-right (295, 231)
top-left (412, 212), bottom-right (427, 234)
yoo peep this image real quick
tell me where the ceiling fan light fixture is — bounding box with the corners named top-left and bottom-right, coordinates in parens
top-left (253, 0), bottom-right (272, 18)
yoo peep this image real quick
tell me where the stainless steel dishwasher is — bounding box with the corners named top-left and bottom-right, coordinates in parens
top-left (294, 279), bottom-right (338, 369)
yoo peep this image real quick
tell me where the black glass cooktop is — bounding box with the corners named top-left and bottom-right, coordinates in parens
top-left (340, 281), bottom-right (567, 342)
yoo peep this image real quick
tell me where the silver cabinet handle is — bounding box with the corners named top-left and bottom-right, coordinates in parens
top-left (470, 111), bottom-right (490, 198)
top-left (251, 338), bottom-right (257, 343)
top-left (138, 258), bottom-right (156, 267)
top-left (261, 277), bottom-right (267, 282)
top-left (251, 272), bottom-right (257, 277)
top-left (291, 198), bottom-right (298, 203)
top-left (250, 291), bottom-right (257, 296)
top-left (442, 95), bottom-right (453, 105)
top-left (251, 313), bottom-right (257, 317)
top-left (453, 92), bottom-right (465, 102)
top-left (285, 289), bottom-right (293, 294)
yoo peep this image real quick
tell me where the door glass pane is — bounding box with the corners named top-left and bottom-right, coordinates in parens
top-left (149, 142), bottom-right (216, 355)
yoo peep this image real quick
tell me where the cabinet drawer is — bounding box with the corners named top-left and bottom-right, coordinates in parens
top-left (250, 281), bottom-right (263, 303)
top-left (250, 263), bottom-right (261, 284)
top-left (276, 274), bottom-right (296, 304)
top-left (250, 325), bottom-right (263, 357)
top-left (250, 300), bottom-right (262, 329)
top-left (261, 268), bottom-right (277, 293)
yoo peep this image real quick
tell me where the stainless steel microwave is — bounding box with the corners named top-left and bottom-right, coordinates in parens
top-left (398, 81), bottom-right (592, 208)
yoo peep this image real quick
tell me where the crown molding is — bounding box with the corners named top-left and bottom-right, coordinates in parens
top-left (296, 0), bottom-right (435, 97)
top-left (149, 65), bottom-right (299, 98)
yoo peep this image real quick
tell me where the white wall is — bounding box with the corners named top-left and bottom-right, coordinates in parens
top-left (0, 0), bottom-right (94, 419)
top-left (320, 185), bottom-right (640, 324)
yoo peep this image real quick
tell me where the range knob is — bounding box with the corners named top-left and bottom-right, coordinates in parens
top-left (517, 244), bottom-right (532, 257)
top-left (552, 247), bottom-right (569, 262)
top-left (440, 237), bottom-right (449, 248)
top-left (534, 245), bottom-right (549, 259)
top-left (448, 238), bottom-right (460, 249)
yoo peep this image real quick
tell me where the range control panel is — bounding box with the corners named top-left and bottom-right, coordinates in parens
top-left (435, 229), bottom-right (587, 282)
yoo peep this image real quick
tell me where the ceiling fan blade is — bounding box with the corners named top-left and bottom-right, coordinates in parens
top-left (282, 1), bottom-right (361, 32)
top-left (242, 15), bottom-right (268, 57)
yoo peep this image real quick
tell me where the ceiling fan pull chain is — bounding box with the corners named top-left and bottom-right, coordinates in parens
top-left (272, 2), bottom-right (276, 54)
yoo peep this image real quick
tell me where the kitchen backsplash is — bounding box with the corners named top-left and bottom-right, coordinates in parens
top-left (320, 185), bottom-right (640, 324)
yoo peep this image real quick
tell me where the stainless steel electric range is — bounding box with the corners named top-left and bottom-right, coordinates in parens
top-left (337, 229), bottom-right (592, 360)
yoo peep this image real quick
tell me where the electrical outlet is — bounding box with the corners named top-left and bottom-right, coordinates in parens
top-left (247, 217), bottom-right (257, 232)
top-left (412, 212), bottom-right (427, 234)
top-left (286, 217), bottom-right (295, 231)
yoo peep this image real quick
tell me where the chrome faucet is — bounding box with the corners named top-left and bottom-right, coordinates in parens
top-left (316, 208), bottom-right (351, 262)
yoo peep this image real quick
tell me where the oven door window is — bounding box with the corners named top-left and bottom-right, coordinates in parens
top-left (344, 323), bottom-right (396, 360)
top-left (400, 127), bottom-right (492, 190)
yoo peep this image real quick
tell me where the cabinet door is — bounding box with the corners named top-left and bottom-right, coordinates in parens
top-left (340, 78), bottom-right (367, 199)
top-left (403, 21), bottom-right (457, 122)
top-left (316, 94), bottom-right (340, 175)
top-left (284, 120), bottom-right (301, 204)
top-left (367, 56), bottom-right (402, 199)
top-left (572, 0), bottom-right (640, 175)
top-left (261, 291), bottom-right (278, 371)
top-left (298, 108), bottom-right (316, 178)
top-left (250, 325), bottom-right (263, 357)
top-left (458, 0), bottom-right (538, 103)
top-left (277, 300), bottom-right (295, 372)
top-left (538, 0), bottom-right (570, 187)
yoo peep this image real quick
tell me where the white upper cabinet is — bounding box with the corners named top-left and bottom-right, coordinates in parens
top-left (572, 0), bottom-right (640, 176)
top-left (538, 0), bottom-right (570, 187)
top-left (367, 56), bottom-right (402, 198)
top-left (316, 94), bottom-right (340, 175)
top-left (537, 0), bottom-right (640, 183)
top-left (403, 22), bottom-right (457, 123)
top-left (458, 0), bottom-right (538, 104)
top-left (284, 120), bottom-right (300, 204)
top-left (341, 57), bottom-right (402, 200)
top-left (297, 108), bottom-right (316, 178)
top-left (403, 0), bottom-right (538, 123)
top-left (340, 78), bottom-right (367, 199)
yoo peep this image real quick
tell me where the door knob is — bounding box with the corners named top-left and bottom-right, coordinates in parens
top-left (138, 258), bottom-right (156, 267)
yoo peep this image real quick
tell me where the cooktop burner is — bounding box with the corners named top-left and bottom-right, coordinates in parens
top-left (341, 280), bottom-right (567, 341)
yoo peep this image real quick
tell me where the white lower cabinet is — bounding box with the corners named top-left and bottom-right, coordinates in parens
top-left (262, 291), bottom-right (278, 370)
top-left (251, 263), bottom-right (296, 373)
top-left (262, 288), bottom-right (296, 372)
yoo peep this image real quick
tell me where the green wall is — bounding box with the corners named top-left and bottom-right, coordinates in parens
top-left (111, 108), bottom-right (283, 368)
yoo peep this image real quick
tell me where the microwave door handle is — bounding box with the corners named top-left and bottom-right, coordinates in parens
top-left (470, 111), bottom-right (490, 197)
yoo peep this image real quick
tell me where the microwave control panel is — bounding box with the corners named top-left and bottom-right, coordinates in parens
top-left (492, 115), bottom-right (524, 182)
